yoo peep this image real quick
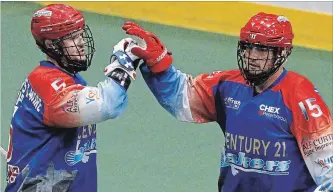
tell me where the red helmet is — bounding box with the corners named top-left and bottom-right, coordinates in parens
top-left (237, 13), bottom-right (294, 86)
top-left (30, 4), bottom-right (95, 74)
top-left (240, 12), bottom-right (294, 50)
top-left (31, 4), bottom-right (85, 42)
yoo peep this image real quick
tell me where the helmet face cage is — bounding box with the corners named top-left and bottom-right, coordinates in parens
top-left (37, 25), bottom-right (95, 74)
top-left (53, 25), bottom-right (95, 73)
top-left (237, 41), bottom-right (290, 86)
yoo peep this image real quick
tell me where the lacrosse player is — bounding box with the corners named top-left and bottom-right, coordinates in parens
top-left (5, 4), bottom-right (139, 192)
top-left (122, 12), bottom-right (333, 192)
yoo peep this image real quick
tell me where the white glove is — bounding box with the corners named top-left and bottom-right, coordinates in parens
top-left (112, 38), bottom-right (140, 59)
top-left (104, 38), bottom-right (140, 79)
top-left (104, 38), bottom-right (142, 89)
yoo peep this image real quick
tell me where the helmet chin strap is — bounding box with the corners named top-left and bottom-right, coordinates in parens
top-left (53, 54), bottom-right (89, 74)
top-left (43, 45), bottom-right (87, 74)
top-left (245, 66), bottom-right (281, 87)
top-left (41, 40), bottom-right (89, 74)
top-left (59, 56), bottom-right (75, 74)
top-left (244, 59), bottom-right (282, 87)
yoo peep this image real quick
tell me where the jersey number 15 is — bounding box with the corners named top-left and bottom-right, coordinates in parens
top-left (298, 98), bottom-right (323, 121)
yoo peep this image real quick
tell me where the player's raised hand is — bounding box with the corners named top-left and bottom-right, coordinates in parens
top-left (122, 21), bottom-right (172, 73)
top-left (112, 38), bottom-right (139, 63)
top-left (104, 38), bottom-right (139, 79)
top-left (104, 38), bottom-right (142, 89)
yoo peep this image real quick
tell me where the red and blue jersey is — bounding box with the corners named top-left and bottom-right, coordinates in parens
top-left (6, 61), bottom-right (128, 192)
top-left (140, 65), bottom-right (333, 192)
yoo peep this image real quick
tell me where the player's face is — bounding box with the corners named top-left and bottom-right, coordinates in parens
top-left (243, 47), bottom-right (275, 75)
top-left (61, 30), bottom-right (87, 61)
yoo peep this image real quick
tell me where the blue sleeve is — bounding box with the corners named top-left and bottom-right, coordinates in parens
top-left (139, 65), bottom-right (194, 121)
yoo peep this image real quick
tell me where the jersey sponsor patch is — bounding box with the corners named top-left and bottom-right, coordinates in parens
top-left (222, 131), bottom-right (291, 176)
top-left (224, 97), bottom-right (241, 110)
top-left (301, 134), bottom-right (333, 157)
top-left (85, 89), bottom-right (100, 104)
top-left (6, 164), bottom-right (20, 183)
top-left (315, 155), bottom-right (333, 170)
top-left (65, 125), bottom-right (97, 166)
top-left (61, 91), bottom-right (80, 113)
top-left (258, 104), bottom-right (287, 122)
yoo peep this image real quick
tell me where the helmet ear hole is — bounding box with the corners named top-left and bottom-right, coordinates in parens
top-left (44, 39), bottom-right (54, 49)
top-left (43, 39), bottom-right (62, 55)
top-left (287, 47), bottom-right (292, 56)
top-left (280, 49), bottom-right (287, 57)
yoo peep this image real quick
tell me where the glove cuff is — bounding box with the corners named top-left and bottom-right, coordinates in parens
top-left (108, 69), bottom-right (132, 90)
top-left (105, 51), bottom-right (137, 90)
top-left (148, 51), bottom-right (173, 73)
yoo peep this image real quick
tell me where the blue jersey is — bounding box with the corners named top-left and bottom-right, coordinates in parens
top-left (140, 65), bottom-right (333, 192)
top-left (5, 61), bottom-right (128, 192)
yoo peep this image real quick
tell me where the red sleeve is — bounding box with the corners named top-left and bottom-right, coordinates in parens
top-left (28, 66), bottom-right (85, 127)
top-left (289, 79), bottom-right (331, 147)
top-left (188, 70), bottom-right (241, 123)
top-left (28, 66), bottom-right (80, 104)
top-left (287, 77), bottom-right (332, 186)
top-left (27, 65), bottom-right (129, 128)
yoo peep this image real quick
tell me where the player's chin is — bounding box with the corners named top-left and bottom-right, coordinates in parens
top-left (70, 56), bottom-right (87, 61)
top-left (247, 69), bottom-right (264, 76)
